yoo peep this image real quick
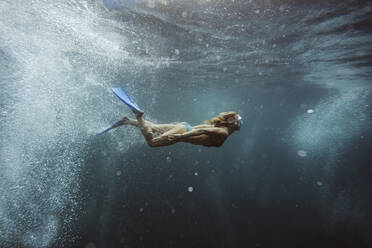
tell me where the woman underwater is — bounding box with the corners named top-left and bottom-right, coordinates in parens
top-left (99, 88), bottom-right (242, 148)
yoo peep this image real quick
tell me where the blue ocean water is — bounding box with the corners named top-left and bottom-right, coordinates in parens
top-left (0, 0), bottom-right (371, 247)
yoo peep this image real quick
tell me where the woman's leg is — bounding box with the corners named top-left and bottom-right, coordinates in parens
top-left (124, 117), bottom-right (179, 134)
top-left (134, 114), bottom-right (185, 147)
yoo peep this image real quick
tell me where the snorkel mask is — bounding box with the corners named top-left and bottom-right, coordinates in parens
top-left (227, 115), bottom-right (243, 129)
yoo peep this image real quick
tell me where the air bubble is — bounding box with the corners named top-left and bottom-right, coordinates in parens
top-left (297, 150), bottom-right (307, 157)
top-left (146, 0), bottom-right (155, 8)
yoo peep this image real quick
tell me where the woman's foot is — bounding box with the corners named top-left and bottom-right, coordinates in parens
top-left (133, 109), bottom-right (144, 117)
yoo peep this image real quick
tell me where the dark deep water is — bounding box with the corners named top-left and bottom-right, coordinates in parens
top-left (1, 0), bottom-right (372, 247)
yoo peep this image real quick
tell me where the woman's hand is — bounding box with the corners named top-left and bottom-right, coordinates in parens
top-left (168, 134), bottom-right (182, 142)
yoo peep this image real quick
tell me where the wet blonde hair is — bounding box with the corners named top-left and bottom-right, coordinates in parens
top-left (204, 112), bottom-right (239, 127)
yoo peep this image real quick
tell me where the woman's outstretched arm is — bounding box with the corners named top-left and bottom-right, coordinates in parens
top-left (169, 127), bottom-right (228, 141)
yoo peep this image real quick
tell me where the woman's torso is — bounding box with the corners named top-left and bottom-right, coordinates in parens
top-left (183, 124), bottom-right (228, 147)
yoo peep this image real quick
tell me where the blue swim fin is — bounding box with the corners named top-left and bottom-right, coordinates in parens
top-left (112, 88), bottom-right (143, 115)
top-left (97, 120), bottom-right (123, 135)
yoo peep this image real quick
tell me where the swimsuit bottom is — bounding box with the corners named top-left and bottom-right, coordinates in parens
top-left (182, 122), bottom-right (193, 132)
